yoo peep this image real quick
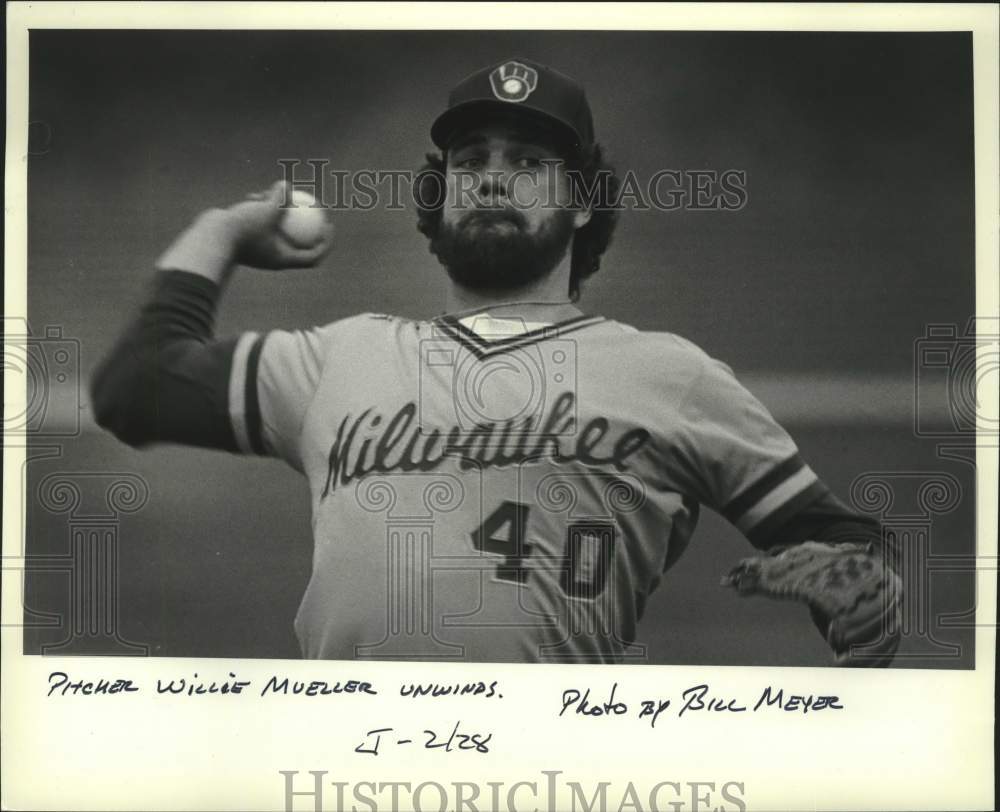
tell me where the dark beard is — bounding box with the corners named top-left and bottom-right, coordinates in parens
top-left (430, 207), bottom-right (576, 292)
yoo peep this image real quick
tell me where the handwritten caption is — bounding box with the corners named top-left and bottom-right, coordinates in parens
top-left (561, 682), bottom-right (843, 728)
top-left (45, 671), bottom-right (843, 756)
top-left (45, 671), bottom-right (503, 700)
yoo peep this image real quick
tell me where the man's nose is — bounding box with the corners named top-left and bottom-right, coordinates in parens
top-left (477, 156), bottom-right (510, 199)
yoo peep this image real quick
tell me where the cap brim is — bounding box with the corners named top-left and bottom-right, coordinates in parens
top-left (430, 99), bottom-right (583, 153)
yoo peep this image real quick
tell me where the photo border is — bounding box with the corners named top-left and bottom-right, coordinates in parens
top-left (4, 4), bottom-right (997, 811)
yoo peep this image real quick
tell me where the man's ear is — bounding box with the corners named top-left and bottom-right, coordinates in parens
top-left (573, 206), bottom-right (593, 229)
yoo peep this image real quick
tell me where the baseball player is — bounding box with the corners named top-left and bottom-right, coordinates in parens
top-left (91, 57), bottom-right (901, 664)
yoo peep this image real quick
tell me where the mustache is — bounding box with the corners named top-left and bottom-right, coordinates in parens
top-left (457, 206), bottom-right (527, 229)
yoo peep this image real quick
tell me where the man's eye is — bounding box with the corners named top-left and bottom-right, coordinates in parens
top-left (455, 158), bottom-right (484, 170)
top-left (515, 156), bottom-right (542, 169)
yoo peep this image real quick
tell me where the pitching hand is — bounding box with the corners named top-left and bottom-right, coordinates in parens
top-left (157, 181), bottom-right (333, 282)
top-left (221, 181), bottom-right (333, 271)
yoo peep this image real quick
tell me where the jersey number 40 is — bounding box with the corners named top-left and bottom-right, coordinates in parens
top-left (471, 501), bottom-right (616, 601)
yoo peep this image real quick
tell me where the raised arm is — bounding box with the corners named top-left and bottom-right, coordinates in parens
top-left (90, 182), bottom-right (332, 451)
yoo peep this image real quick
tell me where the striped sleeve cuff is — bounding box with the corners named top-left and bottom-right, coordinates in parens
top-left (722, 454), bottom-right (826, 545)
top-left (228, 331), bottom-right (266, 455)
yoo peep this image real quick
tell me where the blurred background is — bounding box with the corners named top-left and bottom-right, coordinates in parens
top-left (22, 30), bottom-right (978, 666)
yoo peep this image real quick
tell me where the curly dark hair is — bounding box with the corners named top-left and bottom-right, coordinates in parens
top-left (414, 144), bottom-right (620, 300)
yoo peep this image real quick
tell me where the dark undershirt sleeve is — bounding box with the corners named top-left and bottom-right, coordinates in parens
top-left (753, 487), bottom-right (890, 560)
top-left (90, 270), bottom-right (240, 451)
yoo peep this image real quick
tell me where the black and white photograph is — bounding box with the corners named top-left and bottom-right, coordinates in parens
top-left (20, 27), bottom-right (981, 667)
top-left (4, 4), bottom-right (997, 811)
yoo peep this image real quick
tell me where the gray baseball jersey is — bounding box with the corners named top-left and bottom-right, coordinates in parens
top-left (228, 312), bottom-right (823, 662)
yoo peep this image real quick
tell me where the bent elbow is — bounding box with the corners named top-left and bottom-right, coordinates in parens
top-left (89, 357), bottom-right (153, 448)
top-left (90, 361), bottom-right (118, 431)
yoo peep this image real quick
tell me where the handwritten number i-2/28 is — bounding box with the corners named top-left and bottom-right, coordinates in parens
top-left (470, 501), bottom-right (616, 600)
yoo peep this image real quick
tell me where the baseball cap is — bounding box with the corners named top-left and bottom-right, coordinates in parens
top-left (430, 57), bottom-right (595, 157)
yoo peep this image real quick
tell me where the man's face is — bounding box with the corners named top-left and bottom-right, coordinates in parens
top-left (430, 121), bottom-right (591, 293)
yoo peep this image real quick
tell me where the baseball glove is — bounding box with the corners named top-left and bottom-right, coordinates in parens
top-left (721, 540), bottom-right (902, 667)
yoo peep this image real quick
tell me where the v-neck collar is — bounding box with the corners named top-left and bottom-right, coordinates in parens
top-left (433, 312), bottom-right (606, 358)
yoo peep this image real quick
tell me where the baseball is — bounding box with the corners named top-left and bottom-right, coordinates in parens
top-left (279, 189), bottom-right (328, 246)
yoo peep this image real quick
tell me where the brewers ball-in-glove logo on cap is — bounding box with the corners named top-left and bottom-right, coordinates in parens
top-left (489, 61), bottom-right (538, 102)
top-left (430, 57), bottom-right (596, 156)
